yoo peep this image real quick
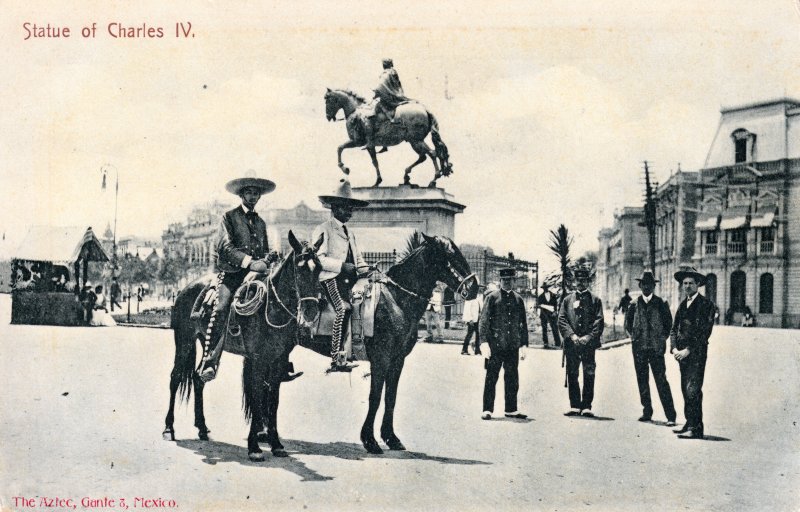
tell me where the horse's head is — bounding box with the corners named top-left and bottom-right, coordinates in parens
top-left (324, 88), bottom-right (364, 121)
top-left (420, 233), bottom-right (479, 300)
top-left (287, 230), bottom-right (322, 327)
top-left (324, 88), bottom-right (341, 121)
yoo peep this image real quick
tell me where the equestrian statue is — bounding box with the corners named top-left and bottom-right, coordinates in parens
top-left (325, 58), bottom-right (454, 188)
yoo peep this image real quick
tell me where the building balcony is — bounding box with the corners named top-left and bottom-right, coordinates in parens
top-left (703, 244), bottom-right (718, 256)
top-left (759, 241), bottom-right (775, 254)
top-left (727, 242), bottom-right (746, 255)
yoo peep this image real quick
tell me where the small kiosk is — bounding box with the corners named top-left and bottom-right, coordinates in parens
top-left (10, 226), bottom-right (109, 326)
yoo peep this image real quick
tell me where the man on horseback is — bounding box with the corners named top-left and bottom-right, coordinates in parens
top-left (198, 170), bottom-right (300, 383)
top-left (312, 179), bottom-right (370, 373)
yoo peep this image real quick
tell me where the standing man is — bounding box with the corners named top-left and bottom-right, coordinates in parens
top-left (537, 283), bottom-right (560, 349)
top-left (461, 283), bottom-right (484, 355)
top-left (624, 271), bottom-right (677, 426)
top-left (197, 171), bottom-right (282, 382)
top-left (479, 267), bottom-right (529, 420)
top-left (313, 178), bottom-right (370, 373)
top-left (670, 267), bottom-right (715, 439)
top-left (558, 267), bottom-right (605, 417)
top-left (110, 277), bottom-right (122, 312)
top-left (424, 283), bottom-right (445, 343)
top-left (618, 288), bottom-right (632, 315)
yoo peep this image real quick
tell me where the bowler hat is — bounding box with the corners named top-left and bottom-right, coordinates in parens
top-left (635, 271), bottom-right (659, 286)
top-left (674, 266), bottom-right (706, 287)
top-left (318, 178), bottom-right (370, 208)
top-left (225, 169), bottom-right (276, 196)
top-left (498, 267), bottom-right (516, 279)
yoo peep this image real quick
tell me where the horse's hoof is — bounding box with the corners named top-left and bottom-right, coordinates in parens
top-left (272, 448), bottom-right (288, 458)
top-left (427, 181), bottom-right (438, 188)
top-left (383, 437), bottom-right (406, 451)
top-left (373, 177), bottom-right (383, 187)
top-left (342, 167), bottom-right (350, 175)
top-left (361, 435), bottom-right (383, 455)
top-left (248, 451), bottom-right (265, 462)
top-left (198, 431), bottom-right (209, 441)
top-left (162, 429), bottom-right (175, 441)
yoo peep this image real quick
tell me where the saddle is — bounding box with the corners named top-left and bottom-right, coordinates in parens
top-left (310, 276), bottom-right (382, 361)
top-left (189, 279), bottom-right (259, 357)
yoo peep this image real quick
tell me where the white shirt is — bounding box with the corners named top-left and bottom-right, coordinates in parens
top-left (642, 294), bottom-right (652, 304)
top-left (686, 292), bottom-right (699, 309)
top-left (463, 295), bottom-right (483, 323)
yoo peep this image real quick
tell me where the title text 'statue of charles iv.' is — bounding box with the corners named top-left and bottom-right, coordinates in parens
top-left (23, 22), bottom-right (194, 40)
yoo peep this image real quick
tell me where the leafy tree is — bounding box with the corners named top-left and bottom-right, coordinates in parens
top-left (159, 256), bottom-right (187, 286)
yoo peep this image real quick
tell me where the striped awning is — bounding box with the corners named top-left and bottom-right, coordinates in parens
top-left (750, 210), bottom-right (776, 228)
top-left (695, 213), bottom-right (720, 231)
top-left (720, 207), bottom-right (750, 230)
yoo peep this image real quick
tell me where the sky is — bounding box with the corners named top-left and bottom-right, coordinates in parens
top-left (2, 0), bottom-right (799, 275)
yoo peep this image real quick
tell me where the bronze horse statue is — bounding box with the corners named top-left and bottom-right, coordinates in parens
top-left (163, 231), bottom-right (321, 461)
top-left (324, 88), bottom-right (454, 188)
top-left (303, 234), bottom-right (478, 453)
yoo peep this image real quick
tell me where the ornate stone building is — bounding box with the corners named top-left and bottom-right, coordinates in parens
top-left (596, 207), bottom-right (648, 309)
top-left (692, 98), bottom-right (800, 327)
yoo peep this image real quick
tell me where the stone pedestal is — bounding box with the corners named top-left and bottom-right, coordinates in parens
top-left (348, 185), bottom-right (465, 252)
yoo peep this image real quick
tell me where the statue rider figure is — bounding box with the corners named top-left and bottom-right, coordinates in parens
top-left (365, 58), bottom-right (409, 153)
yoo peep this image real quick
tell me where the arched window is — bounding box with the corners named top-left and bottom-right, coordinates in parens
top-left (730, 270), bottom-right (746, 311)
top-left (759, 273), bottom-right (773, 314)
top-left (704, 273), bottom-right (717, 305)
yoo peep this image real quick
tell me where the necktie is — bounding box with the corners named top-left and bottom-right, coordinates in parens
top-left (342, 224), bottom-right (349, 238)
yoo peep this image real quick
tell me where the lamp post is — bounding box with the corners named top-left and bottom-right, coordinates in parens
top-left (101, 163), bottom-right (119, 274)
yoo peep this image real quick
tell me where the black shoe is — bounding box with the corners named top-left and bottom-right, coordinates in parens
top-left (581, 410), bottom-right (594, 417)
top-left (505, 412), bottom-right (528, 419)
top-left (564, 409), bottom-right (581, 416)
top-left (474, 352), bottom-right (482, 356)
top-left (672, 424), bottom-right (690, 434)
top-left (327, 363), bottom-right (357, 373)
top-left (677, 428), bottom-right (704, 439)
top-left (638, 414), bottom-right (652, 422)
top-left (281, 371), bottom-right (304, 382)
top-left (460, 351), bottom-right (469, 355)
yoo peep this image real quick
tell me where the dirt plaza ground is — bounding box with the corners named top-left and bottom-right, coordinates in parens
top-left (0, 294), bottom-right (798, 511)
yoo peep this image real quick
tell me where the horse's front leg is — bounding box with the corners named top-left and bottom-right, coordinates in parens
top-left (366, 147), bottom-right (383, 187)
top-left (192, 373), bottom-right (210, 440)
top-left (337, 140), bottom-right (359, 176)
top-left (380, 357), bottom-right (407, 450)
top-left (361, 363), bottom-right (387, 454)
top-left (264, 367), bottom-right (287, 457)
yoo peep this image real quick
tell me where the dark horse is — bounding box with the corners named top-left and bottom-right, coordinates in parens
top-left (304, 233), bottom-right (478, 453)
top-left (324, 88), bottom-right (454, 188)
top-left (163, 231), bottom-right (321, 461)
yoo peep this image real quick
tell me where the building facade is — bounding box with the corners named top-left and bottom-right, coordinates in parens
top-left (692, 98), bottom-right (800, 328)
top-left (596, 206), bottom-right (648, 309)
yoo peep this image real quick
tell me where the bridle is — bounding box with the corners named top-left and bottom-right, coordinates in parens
top-left (384, 243), bottom-right (476, 301)
top-left (266, 252), bottom-right (320, 329)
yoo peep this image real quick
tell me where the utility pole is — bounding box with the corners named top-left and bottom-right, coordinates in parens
top-left (642, 161), bottom-right (657, 272)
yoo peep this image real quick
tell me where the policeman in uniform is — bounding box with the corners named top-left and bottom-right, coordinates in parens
top-left (198, 171), bottom-right (283, 382)
top-left (312, 179), bottom-right (370, 372)
top-left (479, 267), bottom-right (529, 420)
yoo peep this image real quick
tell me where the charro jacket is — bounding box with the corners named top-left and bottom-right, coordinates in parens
top-left (213, 206), bottom-right (269, 274)
top-left (312, 218), bottom-right (366, 282)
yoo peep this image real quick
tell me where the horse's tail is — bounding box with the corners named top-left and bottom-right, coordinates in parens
top-left (242, 357), bottom-right (254, 421)
top-left (428, 112), bottom-right (454, 177)
top-left (171, 281), bottom-right (204, 403)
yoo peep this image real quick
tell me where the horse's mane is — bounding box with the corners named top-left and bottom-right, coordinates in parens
top-left (336, 88), bottom-right (367, 104)
top-left (386, 241), bottom-right (430, 281)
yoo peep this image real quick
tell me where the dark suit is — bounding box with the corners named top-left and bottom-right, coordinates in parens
top-left (558, 290), bottom-right (604, 410)
top-left (479, 289), bottom-right (529, 413)
top-left (670, 293), bottom-right (715, 433)
top-left (204, 206), bottom-right (269, 368)
top-left (537, 291), bottom-right (560, 347)
top-left (624, 295), bottom-right (676, 421)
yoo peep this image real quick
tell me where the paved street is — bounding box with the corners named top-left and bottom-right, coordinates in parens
top-left (0, 294), bottom-right (798, 512)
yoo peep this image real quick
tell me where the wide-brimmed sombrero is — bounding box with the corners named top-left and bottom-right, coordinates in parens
top-left (318, 178), bottom-right (369, 208)
top-left (674, 266), bottom-right (706, 286)
top-left (225, 169), bottom-right (276, 196)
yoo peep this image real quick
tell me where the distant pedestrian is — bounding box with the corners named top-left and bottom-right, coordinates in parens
top-left (537, 283), bottom-right (560, 348)
top-left (110, 277), bottom-right (122, 312)
top-left (618, 289), bottom-right (632, 315)
top-left (479, 268), bottom-right (529, 420)
top-left (461, 283), bottom-right (484, 355)
top-left (624, 271), bottom-right (676, 426)
top-left (558, 267), bottom-right (604, 417)
top-left (670, 267), bottom-right (715, 440)
top-left (424, 283), bottom-right (444, 343)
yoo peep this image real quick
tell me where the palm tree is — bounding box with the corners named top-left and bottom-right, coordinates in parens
top-left (400, 230), bottom-right (424, 259)
top-left (547, 224), bottom-right (573, 308)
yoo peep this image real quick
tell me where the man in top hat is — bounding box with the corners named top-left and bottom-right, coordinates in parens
top-left (197, 171), bottom-right (284, 382)
top-left (312, 178), bottom-right (370, 372)
top-left (558, 267), bottom-right (604, 417)
top-left (537, 283), bottom-right (560, 349)
top-left (624, 271), bottom-right (677, 425)
top-left (670, 267), bottom-right (715, 439)
top-left (479, 267), bottom-right (529, 420)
